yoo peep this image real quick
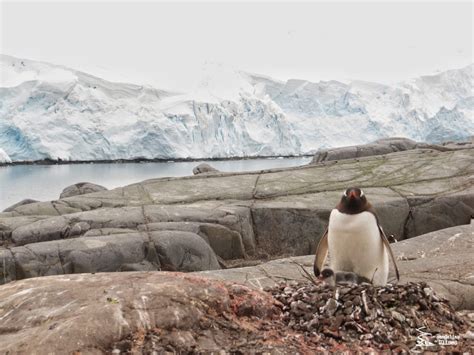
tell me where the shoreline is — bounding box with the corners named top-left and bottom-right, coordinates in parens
top-left (0, 154), bottom-right (314, 167)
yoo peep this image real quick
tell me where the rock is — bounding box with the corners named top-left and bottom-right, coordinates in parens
top-left (151, 231), bottom-right (221, 271)
top-left (138, 221), bottom-right (246, 260)
top-left (0, 273), bottom-right (283, 354)
top-left (390, 224), bottom-right (474, 310)
top-left (193, 163), bottom-right (220, 175)
top-left (309, 137), bottom-right (444, 164)
top-left (7, 205), bottom-right (254, 249)
top-left (198, 225), bottom-right (474, 310)
top-left (0, 230), bottom-right (221, 282)
top-left (59, 182), bottom-right (108, 198)
top-left (11, 215), bottom-right (70, 245)
top-left (402, 193), bottom-right (474, 237)
top-left (83, 227), bottom-right (134, 237)
top-left (441, 136), bottom-right (474, 150)
top-left (2, 198), bottom-right (39, 212)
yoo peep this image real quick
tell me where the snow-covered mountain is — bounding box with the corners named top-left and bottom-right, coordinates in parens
top-left (0, 54), bottom-right (472, 162)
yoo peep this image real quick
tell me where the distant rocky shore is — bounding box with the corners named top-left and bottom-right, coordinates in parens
top-left (0, 137), bottom-right (473, 352)
top-left (0, 154), bottom-right (312, 166)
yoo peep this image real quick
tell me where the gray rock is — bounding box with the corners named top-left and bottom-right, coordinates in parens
top-left (193, 163), bottom-right (220, 175)
top-left (11, 216), bottom-right (70, 245)
top-left (138, 221), bottom-right (246, 259)
top-left (83, 228), bottom-right (136, 237)
top-left (0, 273), bottom-right (278, 354)
top-left (403, 193), bottom-right (474, 238)
top-left (59, 182), bottom-right (108, 198)
top-left (1, 229), bottom-right (221, 283)
top-left (11, 233), bottom-right (149, 279)
top-left (310, 137), bottom-right (431, 164)
top-left (2, 199), bottom-right (38, 212)
top-left (119, 260), bottom-right (158, 271)
top-left (151, 231), bottom-right (220, 271)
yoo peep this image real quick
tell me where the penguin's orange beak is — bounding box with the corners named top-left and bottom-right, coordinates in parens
top-left (349, 190), bottom-right (357, 199)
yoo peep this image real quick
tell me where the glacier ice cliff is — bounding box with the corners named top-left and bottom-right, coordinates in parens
top-left (0, 54), bottom-right (472, 162)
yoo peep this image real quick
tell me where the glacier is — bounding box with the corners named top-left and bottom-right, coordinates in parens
top-left (0, 54), bottom-right (472, 162)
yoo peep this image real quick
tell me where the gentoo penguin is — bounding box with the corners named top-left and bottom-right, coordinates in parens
top-left (313, 187), bottom-right (400, 286)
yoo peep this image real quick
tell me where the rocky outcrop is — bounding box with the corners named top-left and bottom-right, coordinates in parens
top-left (200, 224), bottom-right (474, 310)
top-left (0, 146), bottom-right (472, 284)
top-left (309, 137), bottom-right (466, 164)
top-left (0, 230), bottom-right (220, 284)
top-left (193, 163), bottom-right (220, 175)
top-left (2, 198), bottom-right (38, 212)
top-left (0, 273), bottom-right (283, 354)
top-left (59, 181), bottom-right (108, 198)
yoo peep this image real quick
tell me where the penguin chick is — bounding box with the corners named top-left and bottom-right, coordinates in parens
top-left (320, 268), bottom-right (371, 286)
top-left (320, 268), bottom-right (336, 286)
top-left (313, 187), bottom-right (400, 286)
top-left (335, 271), bottom-right (359, 284)
top-left (335, 271), bottom-right (371, 285)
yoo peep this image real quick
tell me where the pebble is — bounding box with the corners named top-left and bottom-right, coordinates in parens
top-left (267, 280), bottom-right (470, 351)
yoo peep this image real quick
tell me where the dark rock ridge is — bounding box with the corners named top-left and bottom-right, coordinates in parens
top-left (310, 137), bottom-right (473, 164)
top-left (2, 198), bottom-right (38, 212)
top-left (0, 143), bottom-right (472, 284)
top-left (59, 181), bottom-right (108, 198)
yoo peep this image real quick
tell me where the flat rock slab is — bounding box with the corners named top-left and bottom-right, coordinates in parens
top-left (0, 272), bottom-right (282, 354)
top-left (199, 224), bottom-right (474, 310)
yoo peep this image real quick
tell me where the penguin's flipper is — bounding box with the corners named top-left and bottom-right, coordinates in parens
top-left (378, 225), bottom-right (400, 281)
top-left (313, 227), bottom-right (329, 277)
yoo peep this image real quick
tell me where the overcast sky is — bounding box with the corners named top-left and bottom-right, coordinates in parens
top-left (1, 1), bottom-right (472, 91)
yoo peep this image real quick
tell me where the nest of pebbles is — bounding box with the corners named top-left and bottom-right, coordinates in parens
top-left (267, 280), bottom-right (471, 352)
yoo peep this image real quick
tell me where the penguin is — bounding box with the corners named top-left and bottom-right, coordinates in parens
top-left (313, 187), bottom-right (400, 286)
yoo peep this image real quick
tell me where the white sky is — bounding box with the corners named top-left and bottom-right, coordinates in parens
top-left (1, 1), bottom-right (473, 91)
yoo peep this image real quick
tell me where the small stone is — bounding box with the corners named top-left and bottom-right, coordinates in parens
top-left (391, 310), bottom-right (405, 323)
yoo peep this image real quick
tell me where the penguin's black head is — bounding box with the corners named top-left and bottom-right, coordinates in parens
top-left (321, 268), bottom-right (334, 279)
top-left (338, 187), bottom-right (368, 214)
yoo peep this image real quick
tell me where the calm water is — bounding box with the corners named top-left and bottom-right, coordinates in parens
top-left (0, 157), bottom-right (311, 210)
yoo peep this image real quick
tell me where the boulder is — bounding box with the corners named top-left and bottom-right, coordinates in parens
top-left (138, 221), bottom-right (246, 260)
top-left (59, 182), bottom-right (108, 198)
top-left (151, 230), bottom-right (220, 271)
top-left (2, 198), bottom-right (38, 212)
top-left (193, 163), bottom-right (220, 175)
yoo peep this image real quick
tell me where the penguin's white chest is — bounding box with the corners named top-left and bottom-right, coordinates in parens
top-left (327, 209), bottom-right (388, 285)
